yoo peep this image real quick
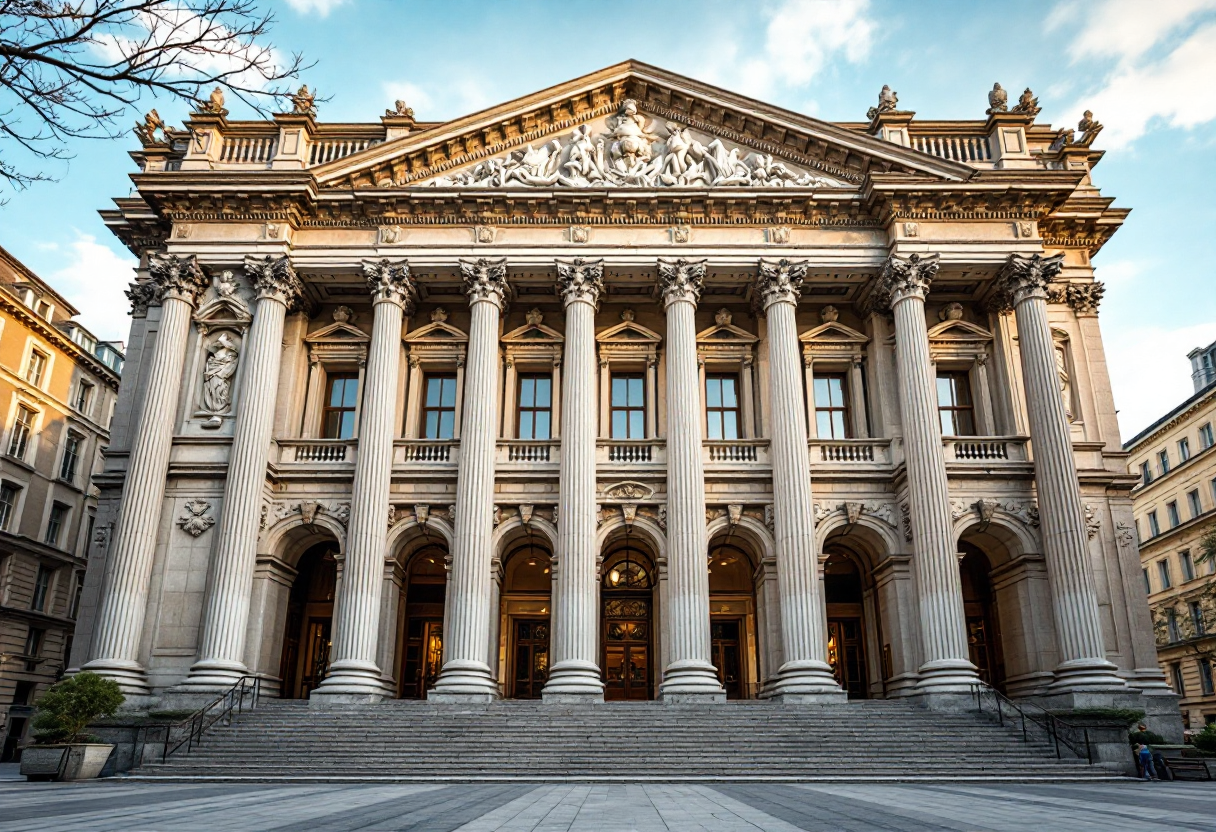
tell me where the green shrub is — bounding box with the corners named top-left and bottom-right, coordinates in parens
top-left (1129, 729), bottom-right (1165, 746)
top-left (1193, 722), bottom-right (1216, 754)
top-left (1055, 707), bottom-right (1145, 724)
top-left (31, 672), bottom-right (124, 744)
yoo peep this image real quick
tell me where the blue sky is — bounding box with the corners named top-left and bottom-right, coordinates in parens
top-left (3, 0), bottom-right (1215, 438)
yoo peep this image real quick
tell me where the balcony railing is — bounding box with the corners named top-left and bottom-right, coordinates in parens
top-left (910, 134), bottom-right (991, 163)
top-left (704, 440), bottom-right (769, 464)
top-left (279, 439), bottom-right (352, 464)
top-left (597, 439), bottom-right (665, 464)
top-left (497, 440), bottom-right (558, 464)
top-left (219, 135), bottom-right (277, 166)
top-left (394, 439), bottom-right (458, 464)
top-left (943, 436), bottom-right (1030, 463)
top-left (810, 438), bottom-right (893, 465)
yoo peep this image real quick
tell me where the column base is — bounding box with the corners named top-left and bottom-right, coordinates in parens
top-left (310, 659), bottom-right (386, 702)
top-left (1049, 657), bottom-right (1129, 693)
top-left (170, 658), bottom-right (250, 695)
top-left (542, 661), bottom-right (605, 702)
top-left (915, 658), bottom-right (980, 693)
top-left (658, 660), bottom-right (726, 702)
top-left (428, 659), bottom-right (500, 702)
top-left (79, 657), bottom-right (152, 698)
top-left (769, 660), bottom-right (846, 702)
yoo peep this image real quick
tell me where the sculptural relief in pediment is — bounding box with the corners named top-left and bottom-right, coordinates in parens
top-left (419, 99), bottom-right (850, 190)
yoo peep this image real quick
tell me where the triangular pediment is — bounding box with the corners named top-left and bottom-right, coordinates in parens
top-left (598, 315), bottom-right (662, 344)
top-left (800, 321), bottom-right (869, 345)
top-left (502, 312), bottom-right (563, 344)
top-left (305, 320), bottom-right (369, 344)
top-left (403, 318), bottom-right (468, 344)
top-left (697, 311), bottom-right (757, 345)
top-left (926, 318), bottom-right (993, 343)
top-left (315, 61), bottom-right (975, 191)
top-left (193, 294), bottom-right (251, 329)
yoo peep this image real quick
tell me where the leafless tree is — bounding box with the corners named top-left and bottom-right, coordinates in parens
top-left (0, 0), bottom-right (308, 193)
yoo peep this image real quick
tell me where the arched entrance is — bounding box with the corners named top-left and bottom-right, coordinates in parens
top-left (279, 541), bottom-right (338, 699)
top-left (601, 543), bottom-right (656, 700)
top-left (399, 545), bottom-right (447, 699)
top-left (822, 550), bottom-right (869, 698)
top-left (501, 538), bottom-right (552, 699)
top-left (707, 535), bottom-right (760, 699)
top-left (959, 543), bottom-right (1006, 691)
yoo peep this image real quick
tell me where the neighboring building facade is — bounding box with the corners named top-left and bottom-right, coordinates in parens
top-left (1126, 341), bottom-right (1216, 731)
top-left (73, 64), bottom-right (1176, 729)
top-left (0, 247), bottom-right (124, 760)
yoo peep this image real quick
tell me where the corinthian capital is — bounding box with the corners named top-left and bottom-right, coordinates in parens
top-left (755, 258), bottom-right (808, 310)
top-left (244, 255), bottom-right (303, 309)
top-left (125, 281), bottom-right (158, 317)
top-left (362, 259), bottom-right (415, 312)
top-left (148, 253), bottom-right (209, 306)
top-left (460, 258), bottom-right (508, 309)
top-left (991, 252), bottom-right (1065, 310)
top-left (871, 252), bottom-right (940, 312)
top-left (657, 258), bottom-right (706, 307)
top-left (556, 258), bottom-right (604, 308)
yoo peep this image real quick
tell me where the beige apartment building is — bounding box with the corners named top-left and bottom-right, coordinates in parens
top-left (1127, 339), bottom-right (1216, 730)
top-left (0, 247), bottom-right (124, 761)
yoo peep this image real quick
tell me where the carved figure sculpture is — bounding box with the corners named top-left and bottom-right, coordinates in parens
top-left (386, 100), bottom-right (415, 119)
top-left (866, 85), bottom-right (899, 120)
top-left (987, 83), bottom-right (1008, 114)
top-left (1012, 87), bottom-right (1041, 117)
top-left (1055, 342), bottom-right (1074, 421)
top-left (195, 86), bottom-right (226, 115)
top-left (607, 98), bottom-right (657, 175)
top-left (133, 109), bottom-right (166, 146)
top-left (291, 84), bottom-right (316, 116)
top-left (1077, 110), bottom-right (1103, 146)
top-left (202, 333), bottom-right (240, 423)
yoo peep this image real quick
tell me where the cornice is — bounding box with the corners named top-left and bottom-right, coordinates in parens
top-left (1126, 385), bottom-right (1216, 454)
top-left (0, 292), bottom-right (121, 388)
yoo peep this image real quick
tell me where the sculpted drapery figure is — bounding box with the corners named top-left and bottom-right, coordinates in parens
top-left (202, 333), bottom-right (240, 416)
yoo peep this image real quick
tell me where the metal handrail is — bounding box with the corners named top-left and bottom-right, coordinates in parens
top-left (140, 675), bottom-right (261, 763)
top-left (971, 681), bottom-right (1091, 763)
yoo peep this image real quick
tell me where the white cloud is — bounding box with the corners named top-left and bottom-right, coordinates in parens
top-left (1107, 321), bottom-right (1216, 440)
top-left (282, 0), bottom-right (348, 17)
top-left (1049, 0), bottom-right (1216, 61)
top-left (381, 78), bottom-right (493, 122)
top-left (45, 233), bottom-right (138, 344)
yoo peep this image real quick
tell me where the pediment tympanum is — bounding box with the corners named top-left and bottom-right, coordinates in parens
top-left (305, 306), bottom-right (371, 363)
top-left (697, 309), bottom-right (757, 361)
top-left (800, 308), bottom-right (869, 362)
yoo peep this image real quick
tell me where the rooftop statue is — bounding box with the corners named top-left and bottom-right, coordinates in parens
top-left (133, 109), bottom-right (167, 146)
top-left (290, 84), bottom-right (316, 117)
top-left (986, 83), bottom-right (1008, 114)
top-left (1011, 87), bottom-right (1041, 118)
top-left (386, 99), bottom-right (415, 119)
top-left (866, 85), bottom-right (899, 119)
top-left (194, 86), bottom-right (227, 116)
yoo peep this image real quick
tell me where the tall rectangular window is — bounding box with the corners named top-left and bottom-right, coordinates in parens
top-left (1168, 608), bottom-right (1182, 642)
top-left (813, 374), bottom-right (850, 439)
top-left (25, 350), bottom-right (47, 386)
top-left (8, 405), bottom-right (35, 459)
top-left (422, 374), bottom-right (457, 440)
top-left (1201, 423), bottom-right (1214, 450)
top-left (1148, 511), bottom-right (1161, 537)
top-left (0, 483), bottom-right (16, 531)
top-left (322, 374), bottom-right (359, 440)
top-left (1168, 501), bottom-right (1181, 528)
top-left (45, 503), bottom-right (68, 548)
top-left (1140, 462), bottom-right (1153, 486)
top-left (516, 374), bottom-right (552, 440)
top-left (1158, 559), bottom-right (1172, 590)
top-left (23, 627), bottom-right (44, 657)
top-left (1142, 567), bottom-right (1151, 595)
top-left (1171, 662), bottom-right (1186, 695)
top-left (705, 374), bottom-right (741, 440)
top-left (1203, 659), bottom-right (1216, 696)
top-left (73, 381), bottom-right (93, 414)
top-left (935, 371), bottom-right (975, 436)
top-left (1191, 600), bottom-right (1206, 636)
top-left (1182, 550), bottom-right (1196, 582)
top-left (70, 571), bottom-right (84, 619)
top-left (31, 565), bottom-right (51, 611)
top-left (1159, 449), bottom-right (1171, 476)
top-left (1190, 489), bottom-right (1204, 518)
top-left (59, 433), bottom-right (81, 483)
top-left (610, 374), bottom-right (645, 439)
top-left (1180, 437), bottom-right (1192, 462)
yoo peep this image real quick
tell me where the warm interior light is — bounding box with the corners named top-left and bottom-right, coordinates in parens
top-left (527, 558), bottom-right (537, 567)
top-left (609, 569), bottom-right (621, 585)
top-left (543, 567), bottom-right (550, 574)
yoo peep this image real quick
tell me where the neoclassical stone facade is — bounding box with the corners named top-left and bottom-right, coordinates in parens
top-left (72, 63), bottom-right (1176, 726)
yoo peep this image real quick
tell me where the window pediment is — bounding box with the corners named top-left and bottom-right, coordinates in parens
top-left (193, 294), bottom-right (251, 335)
top-left (800, 319), bottom-right (869, 362)
top-left (405, 309), bottom-right (468, 365)
top-left (697, 309), bottom-right (756, 361)
top-left (598, 310), bottom-right (662, 362)
top-left (926, 316), bottom-right (993, 362)
top-left (305, 307), bottom-right (371, 364)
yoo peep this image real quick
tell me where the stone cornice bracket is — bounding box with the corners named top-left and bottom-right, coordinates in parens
top-left (657, 258), bottom-right (706, 308)
top-left (755, 258), bottom-right (809, 311)
top-left (244, 254), bottom-right (304, 310)
top-left (870, 252), bottom-right (940, 313)
top-left (1048, 280), bottom-right (1105, 317)
top-left (459, 257), bottom-right (508, 310)
top-left (556, 257), bottom-right (605, 309)
top-left (148, 253), bottom-right (209, 307)
top-left (362, 258), bottom-right (416, 313)
top-left (125, 280), bottom-right (158, 317)
top-left (990, 252), bottom-right (1065, 311)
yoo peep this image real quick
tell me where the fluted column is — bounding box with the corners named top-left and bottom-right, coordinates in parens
top-left (180, 256), bottom-right (303, 691)
top-left (995, 253), bottom-right (1125, 691)
top-left (757, 259), bottom-right (844, 702)
top-left (314, 260), bottom-right (415, 700)
top-left (656, 258), bottom-right (725, 701)
top-left (83, 255), bottom-right (209, 695)
top-left (543, 258), bottom-right (605, 702)
top-left (876, 253), bottom-right (979, 693)
top-left (430, 258), bottom-right (507, 702)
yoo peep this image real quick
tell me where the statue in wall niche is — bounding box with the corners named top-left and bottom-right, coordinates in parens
top-left (201, 333), bottom-right (240, 427)
top-left (1055, 342), bottom-right (1074, 421)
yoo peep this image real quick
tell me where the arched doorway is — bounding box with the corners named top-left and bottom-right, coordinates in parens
top-left (399, 545), bottom-right (447, 699)
top-left (707, 536), bottom-right (759, 699)
top-left (959, 542), bottom-right (1006, 691)
top-left (822, 550), bottom-right (869, 699)
top-left (601, 543), bottom-right (656, 700)
top-left (279, 541), bottom-right (338, 699)
top-left (501, 538), bottom-right (552, 699)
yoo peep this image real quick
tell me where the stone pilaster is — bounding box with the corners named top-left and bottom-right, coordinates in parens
top-left (543, 258), bottom-right (606, 702)
top-left (994, 253), bottom-right (1125, 691)
top-left (656, 258), bottom-right (725, 702)
top-left (314, 260), bottom-right (415, 701)
top-left (430, 258), bottom-right (507, 702)
top-left (875, 253), bottom-right (979, 693)
top-left (180, 255), bottom-right (303, 692)
top-left (756, 259), bottom-right (844, 702)
top-left (82, 254), bottom-right (209, 696)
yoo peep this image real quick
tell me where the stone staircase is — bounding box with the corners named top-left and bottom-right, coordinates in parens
top-left (130, 698), bottom-right (1117, 781)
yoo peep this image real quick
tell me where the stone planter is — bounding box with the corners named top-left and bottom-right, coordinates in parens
top-left (19, 744), bottom-right (114, 781)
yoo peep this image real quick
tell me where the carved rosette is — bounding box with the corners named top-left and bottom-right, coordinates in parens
top-left (362, 258), bottom-right (416, 311)
top-left (755, 258), bottom-right (809, 310)
top-left (244, 254), bottom-right (304, 309)
top-left (556, 257), bottom-right (605, 308)
top-left (871, 252), bottom-right (940, 312)
top-left (460, 257), bottom-right (508, 308)
top-left (657, 258), bottom-right (706, 307)
top-left (991, 252), bottom-right (1065, 311)
top-left (125, 281), bottom-right (159, 317)
top-left (148, 253), bottom-right (209, 306)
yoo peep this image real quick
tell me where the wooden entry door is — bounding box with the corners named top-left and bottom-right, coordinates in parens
top-left (603, 600), bottom-right (650, 700)
top-left (826, 617), bottom-right (867, 699)
top-left (299, 616), bottom-right (332, 697)
top-left (402, 619), bottom-right (443, 699)
top-left (711, 618), bottom-right (744, 699)
top-left (511, 618), bottom-right (550, 699)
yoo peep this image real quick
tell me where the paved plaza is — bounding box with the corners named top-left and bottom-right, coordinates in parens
top-left (1, 779), bottom-right (1215, 831)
